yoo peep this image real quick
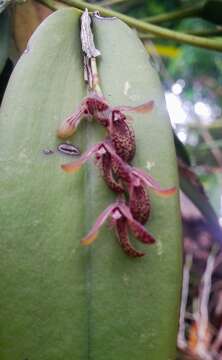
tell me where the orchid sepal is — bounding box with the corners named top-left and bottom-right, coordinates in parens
top-left (132, 168), bottom-right (177, 197)
top-left (115, 100), bottom-right (154, 114)
top-left (81, 203), bottom-right (116, 245)
top-left (61, 143), bottom-right (101, 173)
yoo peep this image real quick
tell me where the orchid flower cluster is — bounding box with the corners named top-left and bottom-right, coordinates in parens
top-left (58, 92), bottom-right (176, 257)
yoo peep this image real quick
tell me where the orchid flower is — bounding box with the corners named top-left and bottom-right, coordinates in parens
top-left (57, 92), bottom-right (154, 162)
top-left (109, 101), bottom-right (154, 162)
top-left (61, 140), bottom-right (176, 226)
top-left (57, 93), bottom-right (109, 139)
top-left (61, 140), bottom-right (125, 193)
top-left (81, 199), bottom-right (155, 257)
top-left (61, 140), bottom-right (176, 197)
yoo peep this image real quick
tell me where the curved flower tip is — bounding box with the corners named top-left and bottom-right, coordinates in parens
top-left (57, 106), bottom-right (86, 139)
top-left (57, 124), bottom-right (76, 139)
top-left (81, 231), bottom-right (99, 246)
top-left (153, 186), bottom-right (177, 197)
top-left (61, 143), bottom-right (101, 173)
top-left (61, 161), bottom-right (82, 173)
top-left (132, 168), bottom-right (177, 197)
top-left (57, 117), bottom-right (78, 139)
top-left (80, 203), bottom-right (116, 246)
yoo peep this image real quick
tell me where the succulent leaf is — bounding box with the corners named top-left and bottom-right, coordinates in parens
top-left (0, 9), bottom-right (182, 360)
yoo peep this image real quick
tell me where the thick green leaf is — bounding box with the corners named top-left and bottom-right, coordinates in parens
top-left (0, 10), bottom-right (10, 74)
top-left (0, 9), bottom-right (182, 360)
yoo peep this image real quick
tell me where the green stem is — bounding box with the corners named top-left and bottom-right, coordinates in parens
top-left (38, 0), bottom-right (65, 10)
top-left (143, 2), bottom-right (204, 24)
top-left (37, 0), bottom-right (222, 52)
top-left (99, 0), bottom-right (128, 7)
top-left (139, 27), bottom-right (222, 40)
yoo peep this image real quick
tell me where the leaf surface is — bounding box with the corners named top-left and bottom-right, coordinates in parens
top-left (0, 9), bottom-right (182, 360)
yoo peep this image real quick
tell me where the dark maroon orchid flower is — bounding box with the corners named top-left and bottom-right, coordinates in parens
top-left (80, 199), bottom-right (155, 257)
top-left (61, 140), bottom-right (125, 193)
top-left (61, 140), bottom-right (176, 225)
top-left (61, 140), bottom-right (176, 197)
top-left (58, 93), bottom-right (109, 138)
top-left (128, 174), bottom-right (150, 224)
top-left (57, 92), bottom-right (154, 162)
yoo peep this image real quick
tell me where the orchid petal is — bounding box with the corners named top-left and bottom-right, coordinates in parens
top-left (115, 100), bottom-right (154, 114)
top-left (57, 106), bottom-right (87, 139)
top-left (128, 220), bottom-right (156, 244)
top-left (115, 217), bottom-right (145, 257)
top-left (100, 152), bottom-right (124, 193)
top-left (81, 203), bottom-right (117, 246)
top-left (61, 143), bottom-right (100, 173)
top-left (129, 181), bottom-right (150, 225)
top-left (119, 202), bottom-right (155, 244)
top-left (102, 141), bottom-right (131, 182)
top-left (132, 168), bottom-right (177, 197)
top-left (109, 115), bottom-right (136, 162)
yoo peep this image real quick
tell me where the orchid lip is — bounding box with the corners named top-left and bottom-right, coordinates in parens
top-left (112, 209), bottom-right (122, 220)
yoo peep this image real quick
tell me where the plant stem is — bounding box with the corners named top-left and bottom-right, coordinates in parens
top-left (99, 0), bottom-right (127, 7)
top-left (139, 27), bottom-right (222, 40)
top-left (37, 0), bottom-right (65, 10)
top-left (39, 0), bottom-right (222, 52)
top-left (143, 2), bottom-right (204, 24)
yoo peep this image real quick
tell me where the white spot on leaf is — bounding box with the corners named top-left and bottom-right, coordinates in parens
top-left (146, 160), bottom-right (155, 170)
top-left (156, 240), bottom-right (163, 256)
top-left (124, 81), bottom-right (131, 95)
top-left (123, 273), bottom-right (129, 285)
